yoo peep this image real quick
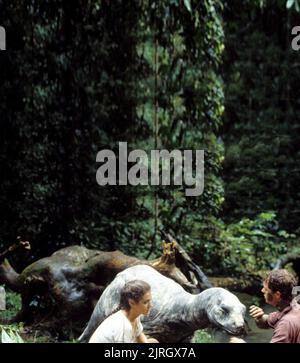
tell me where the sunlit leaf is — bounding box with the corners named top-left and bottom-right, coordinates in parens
top-left (286, 0), bottom-right (295, 8)
top-left (183, 0), bottom-right (192, 13)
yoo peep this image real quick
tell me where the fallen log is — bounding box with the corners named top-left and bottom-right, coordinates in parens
top-left (209, 275), bottom-right (264, 295)
top-left (0, 236), bottom-right (31, 264)
top-left (273, 248), bottom-right (300, 278)
top-left (159, 231), bottom-right (212, 291)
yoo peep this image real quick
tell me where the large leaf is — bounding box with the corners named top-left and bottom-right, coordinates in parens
top-left (0, 328), bottom-right (24, 343)
top-left (1, 329), bottom-right (15, 343)
top-left (184, 0), bottom-right (192, 13)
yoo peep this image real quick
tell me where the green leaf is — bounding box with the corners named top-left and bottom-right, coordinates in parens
top-left (14, 332), bottom-right (24, 343)
top-left (286, 0), bottom-right (294, 9)
top-left (184, 0), bottom-right (192, 13)
top-left (1, 329), bottom-right (15, 343)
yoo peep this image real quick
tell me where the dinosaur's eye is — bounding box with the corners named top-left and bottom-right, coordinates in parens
top-left (221, 305), bottom-right (229, 314)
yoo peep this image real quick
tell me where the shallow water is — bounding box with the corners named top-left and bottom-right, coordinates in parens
top-left (209, 292), bottom-right (276, 343)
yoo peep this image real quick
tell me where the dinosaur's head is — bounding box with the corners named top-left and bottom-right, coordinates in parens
top-left (204, 288), bottom-right (246, 335)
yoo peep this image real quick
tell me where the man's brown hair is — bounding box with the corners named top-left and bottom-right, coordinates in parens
top-left (264, 269), bottom-right (298, 301)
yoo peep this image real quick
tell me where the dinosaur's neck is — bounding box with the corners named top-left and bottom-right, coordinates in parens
top-left (179, 292), bottom-right (210, 331)
top-left (145, 290), bottom-right (212, 342)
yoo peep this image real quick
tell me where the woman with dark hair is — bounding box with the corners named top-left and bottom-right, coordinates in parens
top-left (89, 279), bottom-right (156, 343)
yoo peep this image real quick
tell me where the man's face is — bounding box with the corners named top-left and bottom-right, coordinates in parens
top-left (261, 280), bottom-right (281, 307)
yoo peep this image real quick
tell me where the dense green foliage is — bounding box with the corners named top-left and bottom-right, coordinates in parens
top-left (201, 212), bottom-right (296, 275)
top-left (0, 0), bottom-right (299, 277)
top-left (193, 329), bottom-right (214, 343)
top-left (0, 289), bottom-right (23, 343)
top-left (222, 0), bottom-right (300, 233)
top-left (0, 0), bottom-right (225, 267)
top-left (0, 289), bottom-right (21, 322)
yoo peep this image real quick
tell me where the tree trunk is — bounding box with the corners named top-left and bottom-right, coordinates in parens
top-left (274, 249), bottom-right (300, 278)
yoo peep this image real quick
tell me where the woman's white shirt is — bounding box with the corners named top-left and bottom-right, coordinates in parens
top-left (89, 310), bottom-right (143, 343)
